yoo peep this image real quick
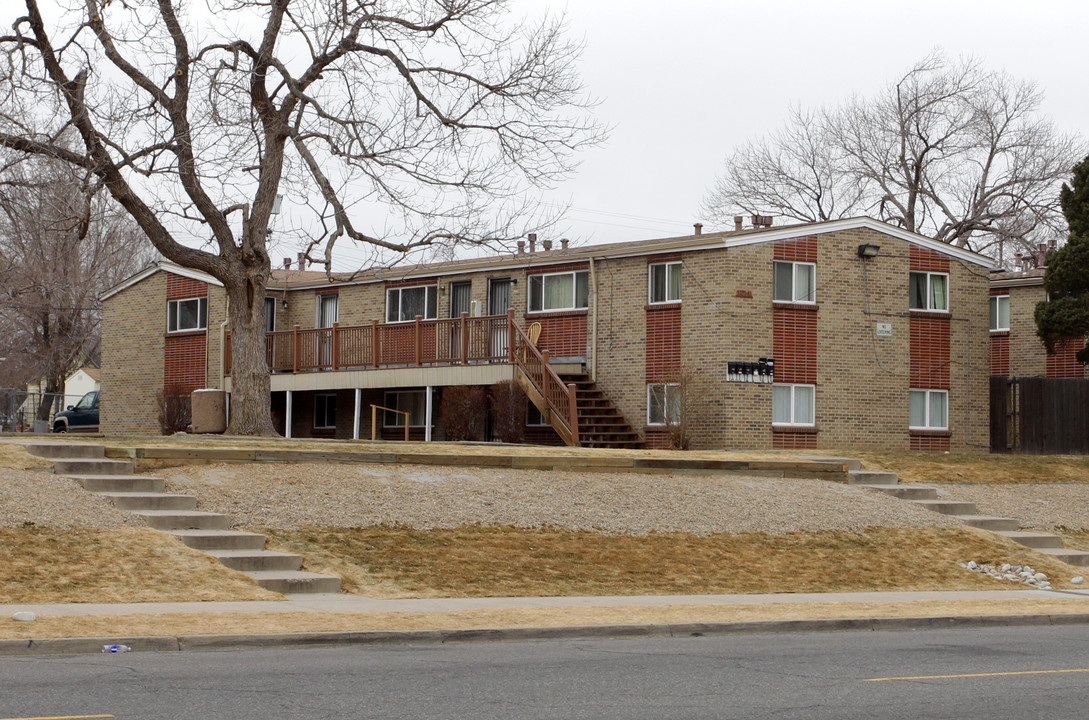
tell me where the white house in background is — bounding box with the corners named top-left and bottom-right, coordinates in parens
top-left (65, 366), bottom-right (100, 400)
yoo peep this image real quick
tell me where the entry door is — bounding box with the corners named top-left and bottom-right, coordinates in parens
top-left (448, 282), bottom-right (472, 358)
top-left (488, 279), bottom-right (512, 358)
top-left (317, 294), bottom-right (338, 367)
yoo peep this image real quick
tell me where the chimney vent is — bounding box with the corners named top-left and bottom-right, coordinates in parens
top-left (1037, 242), bottom-right (1047, 268)
top-left (561, 238), bottom-right (569, 250)
top-left (734, 216), bottom-right (744, 231)
top-left (1014, 252), bottom-right (1023, 270)
top-left (542, 239), bottom-right (553, 251)
top-left (517, 240), bottom-right (525, 254)
top-left (528, 233), bottom-right (536, 253)
top-left (693, 223), bottom-right (703, 236)
top-left (283, 257), bottom-right (292, 270)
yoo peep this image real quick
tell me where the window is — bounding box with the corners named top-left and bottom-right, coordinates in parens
top-left (649, 262), bottom-right (682, 304)
top-left (264, 297), bottom-right (276, 333)
top-left (990, 295), bottom-right (1010, 331)
top-left (317, 293), bottom-right (338, 328)
top-left (772, 384), bottom-right (815, 426)
top-left (528, 270), bottom-right (589, 312)
top-left (167, 297), bottom-right (207, 333)
top-left (314, 394), bottom-right (337, 429)
top-left (773, 261), bottom-right (816, 303)
top-left (909, 272), bottom-right (948, 311)
top-left (647, 383), bottom-right (681, 425)
top-left (384, 390), bottom-right (427, 427)
top-left (909, 389), bottom-right (948, 430)
top-left (387, 285), bottom-right (437, 322)
top-left (527, 404), bottom-right (549, 426)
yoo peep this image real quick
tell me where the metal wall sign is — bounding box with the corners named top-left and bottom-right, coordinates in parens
top-left (727, 358), bottom-right (774, 383)
top-left (876, 322), bottom-right (893, 337)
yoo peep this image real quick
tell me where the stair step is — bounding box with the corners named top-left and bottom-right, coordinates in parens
top-left (67, 475), bottom-right (166, 493)
top-left (959, 515), bottom-right (1021, 532)
top-left (912, 499), bottom-right (979, 516)
top-left (134, 510), bottom-right (231, 530)
top-left (857, 484), bottom-right (938, 500)
top-left (54, 458), bottom-right (134, 476)
top-left (24, 443), bottom-right (104, 459)
top-left (1034, 548), bottom-right (1089, 568)
top-left (997, 531), bottom-right (1064, 549)
top-left (166, 530), bottom-right (267, 550)
top-left (206, 550), bottom-right (304, 572)
top-left (846, 471), bottom-right (899, 486)
top-left (244, 571), bottom-right (341, 594)
top-left (96, 492), bottom-right (198, 511)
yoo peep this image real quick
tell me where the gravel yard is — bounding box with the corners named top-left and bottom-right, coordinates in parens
top-left (160, 463), bottom-right (962, 534)
top-left (939, 482), bottom-right (1089, 532)
top-left (0, 468), bottom-right (142, 528)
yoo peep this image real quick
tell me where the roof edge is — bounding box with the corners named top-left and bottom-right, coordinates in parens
top-left (100, 261), bottom-right (222, 301)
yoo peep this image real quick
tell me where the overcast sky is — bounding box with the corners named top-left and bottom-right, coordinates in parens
top-left (518, 0), bottom-right (1089, 247)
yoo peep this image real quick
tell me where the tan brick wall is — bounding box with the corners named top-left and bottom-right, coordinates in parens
top-left (1003, 284), bottom-right (1048, 377)
top-left (101, 273), bottom-right (167, 434)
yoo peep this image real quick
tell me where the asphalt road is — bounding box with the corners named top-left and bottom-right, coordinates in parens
top-left (4, 625), bottom-right (1089, 719)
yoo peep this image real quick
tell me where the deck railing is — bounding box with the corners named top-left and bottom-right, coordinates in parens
top-left (506, 309), bottom-right (580, 446)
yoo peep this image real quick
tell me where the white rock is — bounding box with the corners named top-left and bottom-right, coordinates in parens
top-left (967, 561), bottom-right (978, 570)
top-left (12, 611), bottom-right (36, 622)
top-left (1072, 577), bottom-right (1084, 585)
top-left (1034, 572), bottom-right (1048, 582)
top-left (1001, 564), bottom-right (1011, 572)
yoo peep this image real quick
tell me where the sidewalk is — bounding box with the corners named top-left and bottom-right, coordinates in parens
top-left (5, 588), bottom-right (1089, 617)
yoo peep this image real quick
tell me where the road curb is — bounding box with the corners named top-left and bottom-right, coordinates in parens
top-left (3, 612), bottom-right (1089, 655)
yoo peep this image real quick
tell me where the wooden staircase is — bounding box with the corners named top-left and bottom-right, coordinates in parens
top-left (559, 372), bottom-right (643, 449)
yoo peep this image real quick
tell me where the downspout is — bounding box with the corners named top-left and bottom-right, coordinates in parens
top-left (590, 256), bottom-right (598, 381)
top-left (219, 295), bottom-right (230, 392)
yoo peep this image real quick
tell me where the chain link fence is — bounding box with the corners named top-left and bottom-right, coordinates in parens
top-left (0, 389), bottom-right (85, 433)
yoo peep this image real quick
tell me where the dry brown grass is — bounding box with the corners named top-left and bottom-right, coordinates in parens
top-left (846, 451), bottom-right (1089, 484)
top-left (0, 443), bottom-right (53, 471)
top-left (0, 527), bottom-right (281, 603)
top-left (260, 525), bottom-right (1087, 598)
top-left (3, 597), bottom-right (1089, 640)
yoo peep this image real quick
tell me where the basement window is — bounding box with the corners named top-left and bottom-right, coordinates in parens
top-left (647, 383), bottom-right (681, 426)
top-left (384, 390), bottom-right (427, 427)
top-left (314, 393), bottom-right (337, 430)
top-left (910, 389), bottom-right (948, 430)
top-left (772, 384), bottom-right (815, 426)
top-left (167, 297), bottom-right (207, 333)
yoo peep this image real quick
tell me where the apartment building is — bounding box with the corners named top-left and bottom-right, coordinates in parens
top-left (100, 216), bottom-right (995, 451)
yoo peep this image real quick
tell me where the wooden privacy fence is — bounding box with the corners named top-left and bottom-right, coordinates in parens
top-left (991, 376), bottom-right (1089, 454)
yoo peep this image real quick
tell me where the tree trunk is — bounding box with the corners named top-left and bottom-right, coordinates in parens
top-left (225, 267), bottom-right (278, 436)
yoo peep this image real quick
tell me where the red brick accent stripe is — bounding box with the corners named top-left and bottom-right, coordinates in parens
top-left (166, 274), bottom-right (208, 300)
top-left (910, 315), bottom-right (950, 388)
top-left (646, 305), bottom-right (681, 381)
top-left (537, 314), bottom-right (587, 357)
top-left (646, 253), bottom-right (683, 264)
top-left (909, 245), bottom-right (950, 272)
top-left (644, 428), bottom-right (672, 449)
top-left (773, 236), bottom-right (817, 263)
top-left (990, 334), bottom-right (1009, 377)
top-left (990, 287), bottom-right (1011, 296)
top-left (910, 433), bottom-right (951, 452)
top-left (524, 262), bottom-right (589, 275)
top-left (773, 429), bottom-right (818, 449)
top-left (773, 306), bottom-right (817, 384)
top-left (164, 334), bottom-right (206, 393)
top-left (1046, 341), bottom-right (1088, 378)
top-left (384, 277), bottom-right (438, 288)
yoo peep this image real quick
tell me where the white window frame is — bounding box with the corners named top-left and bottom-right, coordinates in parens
top-left (772, 383), bottom-right (816, 427)
top-left (526, 404), bottom-right (549, 427)
top-left (383, 389), bottom-right (427, 428)
top-left (386, 285), bottom-right (438, 323)
top-left (909, 271), bottom-right (950, 312)
top-left (314, 393), bottom-right (337, 430)
top-left (773, 261), bottom-right (816, 304)
top-left (528, 270), bottom-right (589, 313)
top-left (264, 297), bottom-right (276, 333)
top-left (167, 297), bottom-right (208, 333)
top-left (648, 261), bottom-right (682, 304)
top-left (316, 293), bottom-right (339, 328)
top-left (909, 389), bottom-right (949, 430)
top-left (646, 383), bottom-right (681, 426)
top-left (990, 295), bottom-right (1010, 332)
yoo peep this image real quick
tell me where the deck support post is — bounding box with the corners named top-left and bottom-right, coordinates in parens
top-left (425, 385), bottom-right (434, 442)
top-left (353, 388), bottom-right (361, 440)
top-left (285, 390), bottom-right (293, 439)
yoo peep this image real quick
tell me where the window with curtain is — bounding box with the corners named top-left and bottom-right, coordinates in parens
top-left (909, 389), bottom-right (948, 429)
top-left (167, 297), bottom-right (208, 333)
top-left (772, 384), bottom-right (815, 426)
top-left (909, 272), bottom-right (949, 311)
top-left (647, 383), bottom-right (681, 425)
top-left (387, 285), bottom-right (438, 322)
top-left (772, 261), bottom-right (816, 303)
top-left (990, 295), bottom-right (1010, 331)
top-left (528, 270), bottom-right (589, 312)
top-left (649, 262), bottom-right (682, 303)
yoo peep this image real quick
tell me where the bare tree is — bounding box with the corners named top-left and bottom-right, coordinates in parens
top-left (0, 154), bottom-right (153, 419)
top-left (0, 0), bottom-right (602, 435)
top-left (703, 53), bottom-right (1082, 258)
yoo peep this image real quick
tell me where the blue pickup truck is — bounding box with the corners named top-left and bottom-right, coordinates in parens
top-left (52, 391), bottom-right (100, 433)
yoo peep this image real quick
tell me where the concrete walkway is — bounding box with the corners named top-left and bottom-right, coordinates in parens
top-left (6, 588), bottom-right (1089, 617)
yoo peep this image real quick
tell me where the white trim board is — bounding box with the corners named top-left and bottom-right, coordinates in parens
top-left (101, 261), bottom-right (222, 301)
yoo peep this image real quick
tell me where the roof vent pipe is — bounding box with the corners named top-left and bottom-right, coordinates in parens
top-left (693, 223), bottom-right (703, 236)
top-left (1014, 252), bottom-right (1022, 270)
top-left (516, 240), bottom-right (525, 254)
top-left (542, 239), bottom-right (553, 251)
top-left (560, 238), bottom-right (569, 250)
top-left (734, 216), bottom-right (744, 231)
top-left (283, 258), bottom-right (292, 270)
top-left (528, 233), bottom-right (536, 253)
top-left (1037, 242), bottom-right (1047, 268)
top-left (297, 252), bottom-right (306, 270)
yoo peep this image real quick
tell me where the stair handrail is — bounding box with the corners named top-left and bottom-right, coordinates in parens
top-left (507, 310), bottom-right (579, 445)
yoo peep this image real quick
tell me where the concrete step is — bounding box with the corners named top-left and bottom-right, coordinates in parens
top-left (805, 456), bottom-right (863, 472)
top-left (24, 443), bottom-right (104, 459)
top-left (68, 475), bottom-right (166, 493)
top-left (244, 571), bottom-right (341, 594)
top-left (54, 458), bottom-right (133, 476)
top-left (166, 530), bottom-right (267, 551)
top-left (846, 471), bottom-right (899, 486)
top-left (858, 484), bottom-right (938, 500)
top-left (96, 492), bottom-right (198, 511)
top-left (206, 550), bottom-right (304, 572)
top-left (912, 499), bottom-right (978, 516)
top-left (134, 510), bottom-right (231, 530)
top-left (1034, 548), bottom-right (1089, 568)
top-left (959, 515), bottom-right (1021, 532)
top-left (997, 531), bottom-right (1064, 550)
